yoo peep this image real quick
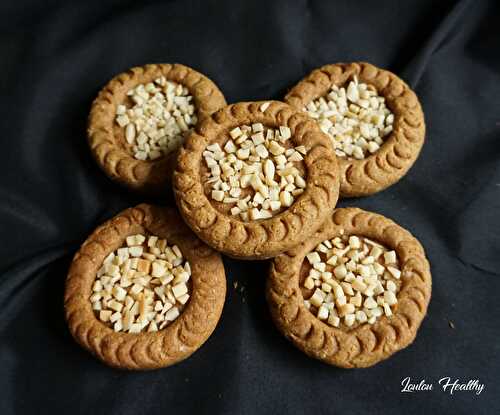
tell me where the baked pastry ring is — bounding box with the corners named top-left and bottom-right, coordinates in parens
top-left (87, 63), bottom-right (226, 194)
top-left (266, 207), bottom-right (431, 368)
top-left (285, 62), bottom-right (425, 197)
top-left (173, 101), bottom-right (340, 260)
top-left (64, 204), bottom-right (226, 370)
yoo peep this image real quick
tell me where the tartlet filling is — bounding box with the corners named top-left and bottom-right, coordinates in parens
top-left (303, 77), bottom-right (394, 159)
top-left (302, 233), bottom-right (402, 328)
top-left (115, 77), bottom-right (196, 161)
top-left (90, 234), bottom-right (191, 333)
top-left (203, 123), bottom-right (308, 221)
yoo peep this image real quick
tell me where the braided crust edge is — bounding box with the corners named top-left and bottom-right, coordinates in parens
top-left (64, 204), bottom-right (226, 370)
top-left (266, 207), bottom-right (431, 368)
top-left (87, 64), bottom-right (227, 194)
top-left (284, 62), bottom-right (425, 198)
top-left (173, 100), bottom-right (340, 260)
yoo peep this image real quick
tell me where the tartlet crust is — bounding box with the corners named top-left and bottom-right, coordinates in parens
top-left (266, 207), bottom-right (432, 368)
top-left (64, 204), bottom-right (226, 370)
top-left (87, 63), bottom-right (226, 194)
top-left (173, 100), bottom-right (340, 260)
top-left (284, 62), bottom-right (425, 198)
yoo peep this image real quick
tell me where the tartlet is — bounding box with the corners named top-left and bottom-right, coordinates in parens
top-left (87, 63), bottom-right (226, 194)
top-left (285, 62), bottom-right (425, 197)
top-left (64, 204), bottom-right (226, 370)
top-left (267, 207), bottom-right (431, 368)
top-left (173, 100), bottom-right (340, 260)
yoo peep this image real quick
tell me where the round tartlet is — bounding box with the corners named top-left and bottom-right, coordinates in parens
top-left (266, 207), bottom-right (431, 368)
top-left (285, 62), bottom-right (425, 198)
top-left (173, 101), bottom-right (340, 260)
top-left (87, 63), bottom-right (226, 194)
top-left (64, 204), bottom-right (226, 370)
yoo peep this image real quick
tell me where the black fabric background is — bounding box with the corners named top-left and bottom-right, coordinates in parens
top-left (0, 0), bottom-right (499, 414)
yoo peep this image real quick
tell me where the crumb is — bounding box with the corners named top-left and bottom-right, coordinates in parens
top-left (448, 321), bottom-right (455, 329)
top-left (233, 281), bottom-right (238, 289)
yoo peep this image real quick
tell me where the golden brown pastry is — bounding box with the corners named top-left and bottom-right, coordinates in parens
top-left (173, 100), bottom-right (340, 259)
top-left (267, 207), bottom-right (431, 368)
top-left (87, 64), bottom-right (226, 194)
top-left (64, 204), bottom-right (226, 370)
top-left (285, 62), bottom-right (425, 197)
